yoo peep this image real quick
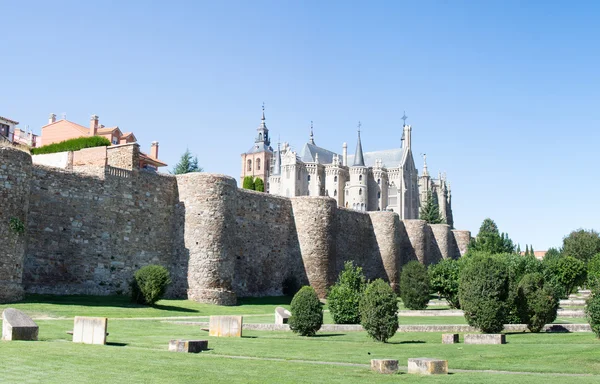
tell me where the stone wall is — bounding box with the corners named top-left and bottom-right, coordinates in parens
top-left (0, 146), bottom-right (31, 302)
top-left (107, 143), bottom-right (139, 170)
top-left (23, 165), bottom-right (179, 296)
top-left (0, 148), bottom-right (472, 303)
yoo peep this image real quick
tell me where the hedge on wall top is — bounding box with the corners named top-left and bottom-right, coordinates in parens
top-left (31, 136), bottom-right (111, 155)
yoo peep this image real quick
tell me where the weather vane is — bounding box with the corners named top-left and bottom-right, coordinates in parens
top-left (357, 121), bottom-right (362, 132)
top-left (402, 111), bottom-right (408, 126)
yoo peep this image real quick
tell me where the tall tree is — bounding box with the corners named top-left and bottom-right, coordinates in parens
top-left (242, 176), bottom-right (255, 190)
top-left (562, 229), bottom-right (600, 263)
top-left (171, 149), bottom-right (202, 174)
top-left (468, 218), bottom-right (515, 254)
top-left (419, 191), bottom-right (445, 224)
top-left (254, 177), bottom-right (265, 192)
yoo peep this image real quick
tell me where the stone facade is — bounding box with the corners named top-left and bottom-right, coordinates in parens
top-left (0, 148), bottom-right (470, 305)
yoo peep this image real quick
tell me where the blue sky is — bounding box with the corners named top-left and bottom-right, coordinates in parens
top-left (1, 1), bottom-right (599, 250)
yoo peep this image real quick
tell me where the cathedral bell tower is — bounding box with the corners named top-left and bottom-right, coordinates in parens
top-left (240, 104), bottom-right (273, 190)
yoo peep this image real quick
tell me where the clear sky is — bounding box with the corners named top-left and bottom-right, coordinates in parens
top-left (1, 1), bottom-right (599, 250)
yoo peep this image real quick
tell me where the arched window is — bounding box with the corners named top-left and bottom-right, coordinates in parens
top-left (307, 175), bottom-right (311, 182)
top-left (247, 159), bottom-right (252, 171)
top-left (359, 175), bottom-right (363, 182)
top-left (334, 176), bottom-right (338, 182)
top-left (377, 179), bottom-right (380, 185)
top-left (377, 191), bottom-right (381, 199)
top-left (359, 189), bottom-right (362, 196)
top-left (257, 158), bottom-right (261, 171)
top-left (333, 189), bottom-right (337, 196)
top-left (259, 133), bottom-right (263, 141)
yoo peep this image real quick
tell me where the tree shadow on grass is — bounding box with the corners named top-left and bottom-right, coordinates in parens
top-left (387, 340), bottom-right (426, 344)
top-left (152, 304), bottom-right (198, 313)
top-left (311, 334), bottom-right (345, 338)
top-left (106, 342), bottom-right (128, 347)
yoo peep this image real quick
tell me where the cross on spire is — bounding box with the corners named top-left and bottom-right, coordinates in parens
top-left (261, 102), bottom-right (265, 120)
top-left (357, 121), bottom-right (362, 133)
top-left (402, 111), bottom-right (408, 127)
top-left (309, 121), bottom-right (315, 144)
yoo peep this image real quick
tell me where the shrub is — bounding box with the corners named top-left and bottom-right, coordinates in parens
top-left (242, 176), bottom-right (255, 190)
top-left (516, 273), bottom-right (559, 332)
top-left (254, 177), bottom-right (265, 192)
top-left (359, 279), bottom-right (398, 342)
top-left (400, 261), bottom-right (430, 310)
top-left (504, 253), bottom-right (543, 324)
top-left (543, 255), bottom-right (586, 298)
top-left (31, 136), bottom-right (111, 155)
top-left (131, 265), bottom-right (171, 305)
top-left (587, 254), bottom-right (600, 291)
top-left (586, 292), bottom-right (600, 338)
top-left (327, 261), bottom-right (366, 324)
top-left (289, 286), bottom-right (323, 336)
top-left (562, 229), bottom-right (600, 263)
top-left (458, 255), bottom-right (509, 333)
top-left (429, 258), bottom-right (461, 309)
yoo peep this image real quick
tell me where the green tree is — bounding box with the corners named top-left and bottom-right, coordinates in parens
top-left (586, 292), bottom-right (600, 338)
top-left (399, 261), bottom-right (430, 310)
top-left (328, 261), bottom-right (366, 324)
top-left (419, 192), bottom-right (444, 224)
top-left (289, 286), bottom-right (323, 336)
top-left (562, 229), bottom-right (600, 263)
top-left (516, 272), bottom-right (559, 332)
top-left (525, 245), bottom-right (530, 256)
top-left (242, 176), bottom-right (255, 190)
top-left (544, 248), bottom-right (562, 262)
top-left (254, 177), bottom-right (265, 192)
top-left (359, 279), bottom-right (399, 342)
top-left (588, 254), bottom-right (600, 291)
top-left (543, 255), bottom-right (586, 298)
top-left (468, 218), bottom-right (515, 255)
top-left (428, 258), bottom-right (462, 309)
top-left (458, 255), bottom-right (509, 333)
top-left (172, 148), bottom-right (202, 174)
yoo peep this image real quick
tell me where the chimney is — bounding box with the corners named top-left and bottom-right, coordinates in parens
top-left (90, 115), bottom-right (99, 136)
top-left (342, 142), bottom-right (348, 166)
top-left (49, 113), bottom-right (56, 124)
top-left (150, 141), bottom-right (159, 159)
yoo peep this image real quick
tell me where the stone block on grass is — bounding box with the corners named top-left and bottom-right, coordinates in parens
top-left (370, 359), bottom-right (399, 374)
top-left (72, 316), bottom-right (108, 345)
top-left (442, 333), bottom-right (459, 344)
top-left (2, 308), bottom-right (39, 341)
top-left (408, 358), bottom-right (448, 375)
top-left (168, 339), bottom-right (208, 353)
top-left (464, 334), bottom-right (505, 345)
top-left (209, 315), bottom-right (243, 337)
top-left (275, 307), bottom-right (291, 325)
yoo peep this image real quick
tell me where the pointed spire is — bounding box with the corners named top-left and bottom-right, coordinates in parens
top-left (273, 140), bottom-right (281, 175)
top-left (309, 121), bottom-right (315, 145)
top-left (422, 153), bottom-right (429, 177)
top-left (261, 102), bottom-right (265, 121)
top-left (353, 121), bottom-right (365, 167)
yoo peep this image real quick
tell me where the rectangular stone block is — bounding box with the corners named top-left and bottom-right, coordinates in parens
top-left (442, 333), bottom-right (459, 344)
top-left (370, 359), bottom-right (399, 374)
top-left (275, 307), bottom-right (291, 325)
top-left (209, 315), bottom-right (243, 337)
top-left (464, 334), bottom-right (505, 345)
top-left (72, 316), bottom-right (108, 345)
top-left (408, 358), bottom-right (448, 375)
top-left (2, 308), bottom-right (39, 341)
top-left (168, 339), bottom-right (208, 353)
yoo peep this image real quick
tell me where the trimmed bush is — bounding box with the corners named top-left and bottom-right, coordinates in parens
top-left (328, 261), bottom-right (366, 324)
top-left (516, 273), bottom-right (559, 332)
top-left (31, 136), bottom-right (111, 155)
top-left (131, 265), bottom-right (171, 305)
top-left (504, 253), bottom-right (544, 324)
top-left (254, 177), bottom-right (265, 192)
top-left (289, 286), bottom-right (323, 336)
top-left (400, 261), bottom-right (430, 310)
top-left (359, 279), bottom-right (398, 342)
top-left (429, 258), bottom-right (461, 309)
top-left (242, 176), bottom-right (255, 190)
top-left (586, 292), bottom-right (600, 338)
top-left (458, 255), bottom-right (509, 333)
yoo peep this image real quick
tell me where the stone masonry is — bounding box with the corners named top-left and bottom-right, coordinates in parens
top-left (0, 148), bottom-right (470, 304)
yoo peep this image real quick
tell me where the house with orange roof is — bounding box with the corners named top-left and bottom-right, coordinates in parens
top-left (41, 113), bottom-right (167, 170)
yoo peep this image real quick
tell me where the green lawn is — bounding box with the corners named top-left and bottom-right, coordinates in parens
top-left (1, 295), bottom-right (599, 383)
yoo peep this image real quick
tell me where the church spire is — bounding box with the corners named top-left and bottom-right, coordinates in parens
top-left (353, 121), bottom-right (365, 167)
top-left (309, 121), bottom-right (315, 145)
top-left (255, 103), bottom-right (270, 146)
top-left (422, 153), bottom-right (429, 177)
top-left (273, 140), bottom-right (281, 175)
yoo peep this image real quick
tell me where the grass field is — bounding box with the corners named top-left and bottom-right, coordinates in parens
top-left (1, 295), bottom-right (598, 383)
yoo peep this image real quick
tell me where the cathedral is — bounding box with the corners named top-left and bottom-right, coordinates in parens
top-left (240, 107), bottom-right (453, 226)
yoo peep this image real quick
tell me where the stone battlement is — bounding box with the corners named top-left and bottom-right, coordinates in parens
top-left (0, 146), bottom-right (470, 304)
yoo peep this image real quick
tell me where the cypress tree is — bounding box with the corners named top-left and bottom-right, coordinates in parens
top-left (242, 176), bottom-right (255, 190)
top-left (419, 191), bottom-right (444, 224)
top-left (172, 148), bottom-right (202, 174)
top-left (254, 177), bottom-right (265, 192)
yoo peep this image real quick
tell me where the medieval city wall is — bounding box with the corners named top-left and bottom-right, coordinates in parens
top-left (0, 148), bottom-right (471, 303)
